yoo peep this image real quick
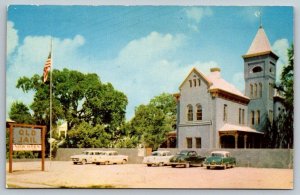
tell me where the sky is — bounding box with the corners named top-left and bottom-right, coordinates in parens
top-left (6, 6), bottom-right (293, 120)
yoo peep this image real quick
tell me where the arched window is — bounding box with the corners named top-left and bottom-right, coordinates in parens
top-left (189, 80), bottom-right (192, 87)
top-left (250, 84), bottom-right (253, 98)
top-left (253, 66), bottom-right (263, 73)
top-left (254, 83), bottom-right (257, 98)
top-left (259, 83), bottom-right (262, 97)
top-left (196, 104), bottom-right (202, 121)
top-left (198, 79), bottom-right (201, 86)
top-left (187, 105), bottom-right (193, 121)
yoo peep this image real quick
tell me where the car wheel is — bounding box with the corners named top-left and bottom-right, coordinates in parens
top-left (95, 162), bottom-right (100, 165)
top-left (171, 165), bottom-right (176, 168)
top-left (185, 163), bottom-right (190, 168)
top-left (73, 162), bottom-right (78, 165)
top-left (147, 164), bottom-right (152, 167)
top-left (81, 159), bottom-right (87, 165)
top-left (206, 166), bottom-right (210, 169)
top-left (122, 159), bottom-right (127, 164)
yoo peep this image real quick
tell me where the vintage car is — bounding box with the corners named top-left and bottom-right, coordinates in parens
top-left (94, 151), bottom-right (128, 165)
top-left (204, 151), bottom-right (236, 169)
top-left (70, 150), bottom-right (104, 165)
top-left (169, 150), bottom-right (206, 168)
top-left (143, 151), bottom-right (174, 167)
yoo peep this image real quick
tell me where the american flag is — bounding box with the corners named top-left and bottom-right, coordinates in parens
top-left (43, 52), bottom-right (52, 82)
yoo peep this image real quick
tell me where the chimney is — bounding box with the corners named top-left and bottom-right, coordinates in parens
top-left (210, 67), bottom-right (221, 78)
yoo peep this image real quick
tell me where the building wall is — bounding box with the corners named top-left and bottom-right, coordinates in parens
top-left (178, 70), bottom-right (213, 149)
top-left (214, 97), bottom-right (249, 147)
top-left (178, 124), bottom-right (211, 149)
top-left (244, 55), bottom-right (277, 131)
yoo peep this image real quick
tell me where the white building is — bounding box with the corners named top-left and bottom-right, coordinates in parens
top-left (174, 25), bottom-right (284, 149)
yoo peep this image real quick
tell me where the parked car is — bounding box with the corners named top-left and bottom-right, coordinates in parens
top-left (204, 151), bottom-right (236, 169)
top-left (70, 150), bottom-right (104, 165)
top-left (169, 150), bottom-right (206, 168)
top-left (143, 151), bottom-right (174, 167)
top-left (94, 151), bottom-right (128, 165)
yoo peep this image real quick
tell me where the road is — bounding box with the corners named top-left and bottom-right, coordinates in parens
top-left (6, 161), bottom-right (293, 189)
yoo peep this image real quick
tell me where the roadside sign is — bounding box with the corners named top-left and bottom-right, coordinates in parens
top-left (9, 124), bottom-right (46, 173)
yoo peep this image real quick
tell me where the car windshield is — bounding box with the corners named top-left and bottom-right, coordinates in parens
top-left (211, 153), bottom-right (224, 157)
top-left (178, 151), bottom-right (189, 155)
top-left (151, 152), bottom-right (160, 156)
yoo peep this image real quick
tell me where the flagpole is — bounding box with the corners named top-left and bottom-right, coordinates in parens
top-left (49, 38), bottom-right (53, 161)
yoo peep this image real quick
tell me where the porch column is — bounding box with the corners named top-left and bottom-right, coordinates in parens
top-left (244, 135), bottom-right (248, 149)
top-left (234, 132), bottom-right (238, 149)
top-left (167, 138), bottom-right (170, 148)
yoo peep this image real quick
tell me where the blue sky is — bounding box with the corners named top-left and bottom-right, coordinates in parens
top-left (6, 6), bottom-right (293, 120)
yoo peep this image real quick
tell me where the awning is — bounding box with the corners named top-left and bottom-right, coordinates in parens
top-left (219, 123), bottom-right (264, 134)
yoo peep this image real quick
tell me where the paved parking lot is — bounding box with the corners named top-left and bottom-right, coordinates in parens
top-left (6, 161), bottom-right (293, 189)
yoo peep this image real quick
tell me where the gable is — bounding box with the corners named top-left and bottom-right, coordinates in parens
top-left (179, 67), bottom-right (211, 90)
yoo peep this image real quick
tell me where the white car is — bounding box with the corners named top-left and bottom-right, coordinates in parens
top-left (70, 150), bottom-right (104, 165)
top-left (143, 151), bottom-right (174, 167)
top-left (94, 151), bottom-right (128, 165)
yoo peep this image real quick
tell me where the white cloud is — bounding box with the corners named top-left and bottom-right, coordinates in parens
top-left (185, 7), bottom-right (212, 23)
top-left (7, 21), bottom-right (18, 56)
top-left (6, 33), bottom-right (86, 116)
top-left (6, 28), bottom-right (220, 120)
top-left (185, 7), bottom-right (213, 32)
top-left (272, 38), bottom-right (289, 81)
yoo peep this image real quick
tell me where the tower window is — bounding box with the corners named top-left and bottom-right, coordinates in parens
top-left (187, 105), bottom-right (193, 121)
top-left (189, 80), bottom-right (192, 87)
top-left (256, 110), bottom-right (260, 125)
top-left (269, 83), bottom-right (274, 99)
top-left (259, 83), bottom-right (262, 97)
top-left (250, 84), bottom-right (253, 98)
top-left (252, 66), bottom-right (263, 73)
top-left (198, 79), bottom-right (201, 86)
top-left (193, 79), bottom-right (197, 87)
top-left (251, 111), bottom-right (255, 126)
top-left (254, 83), bottom-right (258, 98)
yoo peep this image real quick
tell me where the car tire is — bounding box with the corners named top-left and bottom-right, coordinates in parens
top-left (171, 165), bottom-right (176, 168)
top-left (147, 164), bottom-right (152, 167)
top-left (206, 166), bottom-right (210, 169)
top-left (95, 162), bottom-right (100, 165)
top-left (73, 162), bottom-right (78, 165)
top-left (185, 163), bottom-right (190, 168)
top-left (81, 159), bottom-right (87, 165)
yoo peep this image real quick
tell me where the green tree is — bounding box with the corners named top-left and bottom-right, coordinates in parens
top-left (277, 44), bottom-right (294, 148)
top-left (66, 122), bottom-right (111, 148)
top-left (16, 68), bottom-right (127, 131)
top-left (9, 101), bottom-right (35, 124)
top-left (264, 44), bottom-right (294, 148)
top-left (129, 93), bottom-right (176, 150)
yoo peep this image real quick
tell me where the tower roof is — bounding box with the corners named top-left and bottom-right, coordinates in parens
top-left (243, 27), bottom-right (278, 59)
top-left (246, 27), bottom-right (272, 55)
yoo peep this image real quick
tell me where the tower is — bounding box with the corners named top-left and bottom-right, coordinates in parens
top-left (243, 26), bottom-right (279, 131)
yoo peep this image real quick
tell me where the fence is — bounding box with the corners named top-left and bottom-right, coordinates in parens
top-left (55, 148), bottom-right (293, 168)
